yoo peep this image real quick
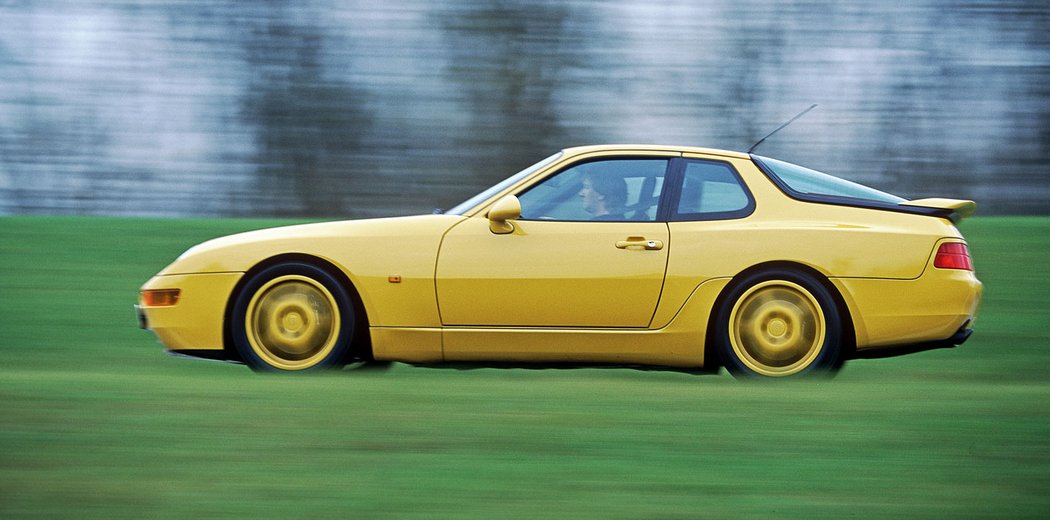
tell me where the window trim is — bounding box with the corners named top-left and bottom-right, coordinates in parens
top-left (665, 157), bottom-right (757, 222)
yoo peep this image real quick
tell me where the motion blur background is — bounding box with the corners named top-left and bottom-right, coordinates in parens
top-left (1, 0), bottom-right (1047, 218)
top-left (3, 3), bottom-right (1050, 518)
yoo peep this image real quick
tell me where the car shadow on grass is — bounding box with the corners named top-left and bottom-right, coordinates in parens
top-left (387, 361), bottom-right (721, 376)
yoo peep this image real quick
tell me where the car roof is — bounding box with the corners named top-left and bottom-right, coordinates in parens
top-left (560, 144), bottom-right (751, 160)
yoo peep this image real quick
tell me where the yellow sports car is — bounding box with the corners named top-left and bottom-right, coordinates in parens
top-left (137, 144), bottom-right (982, 377)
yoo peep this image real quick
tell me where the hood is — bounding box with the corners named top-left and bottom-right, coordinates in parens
top-left (159, 214), bottom-right (463, 275)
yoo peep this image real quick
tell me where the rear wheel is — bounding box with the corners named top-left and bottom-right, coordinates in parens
top-left (231, 262), bottom-right (355, 371)
top-left (715, 269), bottom-right (844, 378)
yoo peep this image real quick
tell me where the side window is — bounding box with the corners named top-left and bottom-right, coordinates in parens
top-left (674, 160), bottom-right (754, 220)
top-left (518, 159), bottom-right (668, 222)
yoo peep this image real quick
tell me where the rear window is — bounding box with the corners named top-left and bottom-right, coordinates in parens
top-left (753, 156), bottom-right (904, 204)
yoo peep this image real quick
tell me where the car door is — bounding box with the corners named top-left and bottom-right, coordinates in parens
top-left (435, 157), bottom-right (673, 328)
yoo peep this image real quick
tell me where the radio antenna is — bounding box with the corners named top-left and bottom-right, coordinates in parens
top-left (747, 104), bottom-right (818, 154)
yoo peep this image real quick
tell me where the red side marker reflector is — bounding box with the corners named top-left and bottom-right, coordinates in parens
top-left (141, 289), bottom-right (181, 307)
top-left (934, 242), bottom-right (973, 271)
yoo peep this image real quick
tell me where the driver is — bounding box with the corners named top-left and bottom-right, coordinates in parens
top-left (579, 173), bottom-right (627, 221)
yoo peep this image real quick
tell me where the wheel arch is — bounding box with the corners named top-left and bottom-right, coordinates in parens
top-left (703, 260), bottom-right (857, 369)
top-left (222, 253), bottom-right (374, 363)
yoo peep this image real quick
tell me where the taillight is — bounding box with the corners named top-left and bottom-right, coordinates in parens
top-left (140, 289), bottom-right (181, 307)
top-left (934, 242), bottom-right (973, 271)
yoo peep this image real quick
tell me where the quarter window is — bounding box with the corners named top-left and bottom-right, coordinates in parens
top-left (673, 160), bottom-right (754, 220)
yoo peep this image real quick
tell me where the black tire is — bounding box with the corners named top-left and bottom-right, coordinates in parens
top-left (231, 262), bottom-right (355, 372)
top-left (714, 269), bottom-right (845, 378)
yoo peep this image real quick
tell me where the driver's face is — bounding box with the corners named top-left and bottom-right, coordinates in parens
top-left (579, 178), bottom-right (603, 215)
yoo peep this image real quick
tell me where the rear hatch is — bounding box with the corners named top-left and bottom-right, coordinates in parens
top-left (752, 155), bottom-right (976, 222)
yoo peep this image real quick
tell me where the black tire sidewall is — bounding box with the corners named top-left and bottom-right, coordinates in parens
top-left (231, 262), bottom-right (355, 372)
top-left (715, 269), bottom-right (843, 378)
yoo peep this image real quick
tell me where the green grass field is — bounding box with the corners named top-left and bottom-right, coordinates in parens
top-left (1, 216), bottom-right (1048, 519)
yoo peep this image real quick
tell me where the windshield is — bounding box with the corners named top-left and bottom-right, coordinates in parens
top-left (753, 155), bottom-right (904, 204)
top-left (445, 151), bottom-right (563, 215)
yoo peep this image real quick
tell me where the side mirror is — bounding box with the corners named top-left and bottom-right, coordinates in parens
top-left (487, 195), bottom-right (521, 234)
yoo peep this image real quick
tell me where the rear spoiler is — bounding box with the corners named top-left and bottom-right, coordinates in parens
top-left (899, 198), bottom-right (977, 223)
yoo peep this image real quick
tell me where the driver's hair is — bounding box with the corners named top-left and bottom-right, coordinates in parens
top-left (584, 172), bottom-right (627, 210)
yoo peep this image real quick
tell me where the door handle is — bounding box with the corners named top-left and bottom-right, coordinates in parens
top-left (615, 236), bottom-right (664, 250)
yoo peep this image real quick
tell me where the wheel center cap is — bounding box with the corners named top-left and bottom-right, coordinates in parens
top-left (283, 312), bottom-right (304, 332)
top-left (767, 318), bottom-right (788, 338)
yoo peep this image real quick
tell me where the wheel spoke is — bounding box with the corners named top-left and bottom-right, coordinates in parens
top-left (244, 275), bottom-right (341, 370)
top-left (728, 280), bottom-right (826, 376)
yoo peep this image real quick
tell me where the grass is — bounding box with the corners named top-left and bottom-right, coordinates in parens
top-left (1, 215), bottom-right (1048, 519)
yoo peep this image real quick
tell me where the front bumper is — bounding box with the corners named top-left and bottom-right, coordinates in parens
top-left (138, 272), bottom-right (244, 351)
top-left (135, 304), bottom-right (149, 330)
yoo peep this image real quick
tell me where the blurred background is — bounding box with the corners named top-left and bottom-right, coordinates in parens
top-left (2, 3), bottom-right (1049, 517)
top-left (0, 0), bottom-right (1047, 218)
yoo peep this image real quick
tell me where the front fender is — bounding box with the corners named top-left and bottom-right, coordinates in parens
top-left (159, 214), bottom-right (464, 327)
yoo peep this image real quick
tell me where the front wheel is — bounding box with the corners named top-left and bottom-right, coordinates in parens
top-left (231, 262), bottom-right (355, 372)
top-left (715, 269), bottom-right (845, 378)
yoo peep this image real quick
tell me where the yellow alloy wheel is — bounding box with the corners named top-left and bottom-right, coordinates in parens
top-left (728, 280), bottom-right (826, 377)
top-left (244, 274), bottom-right (342, 370)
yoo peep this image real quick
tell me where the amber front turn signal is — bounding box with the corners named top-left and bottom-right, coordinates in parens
top-left (141, 289), bottom-right (181, 307)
